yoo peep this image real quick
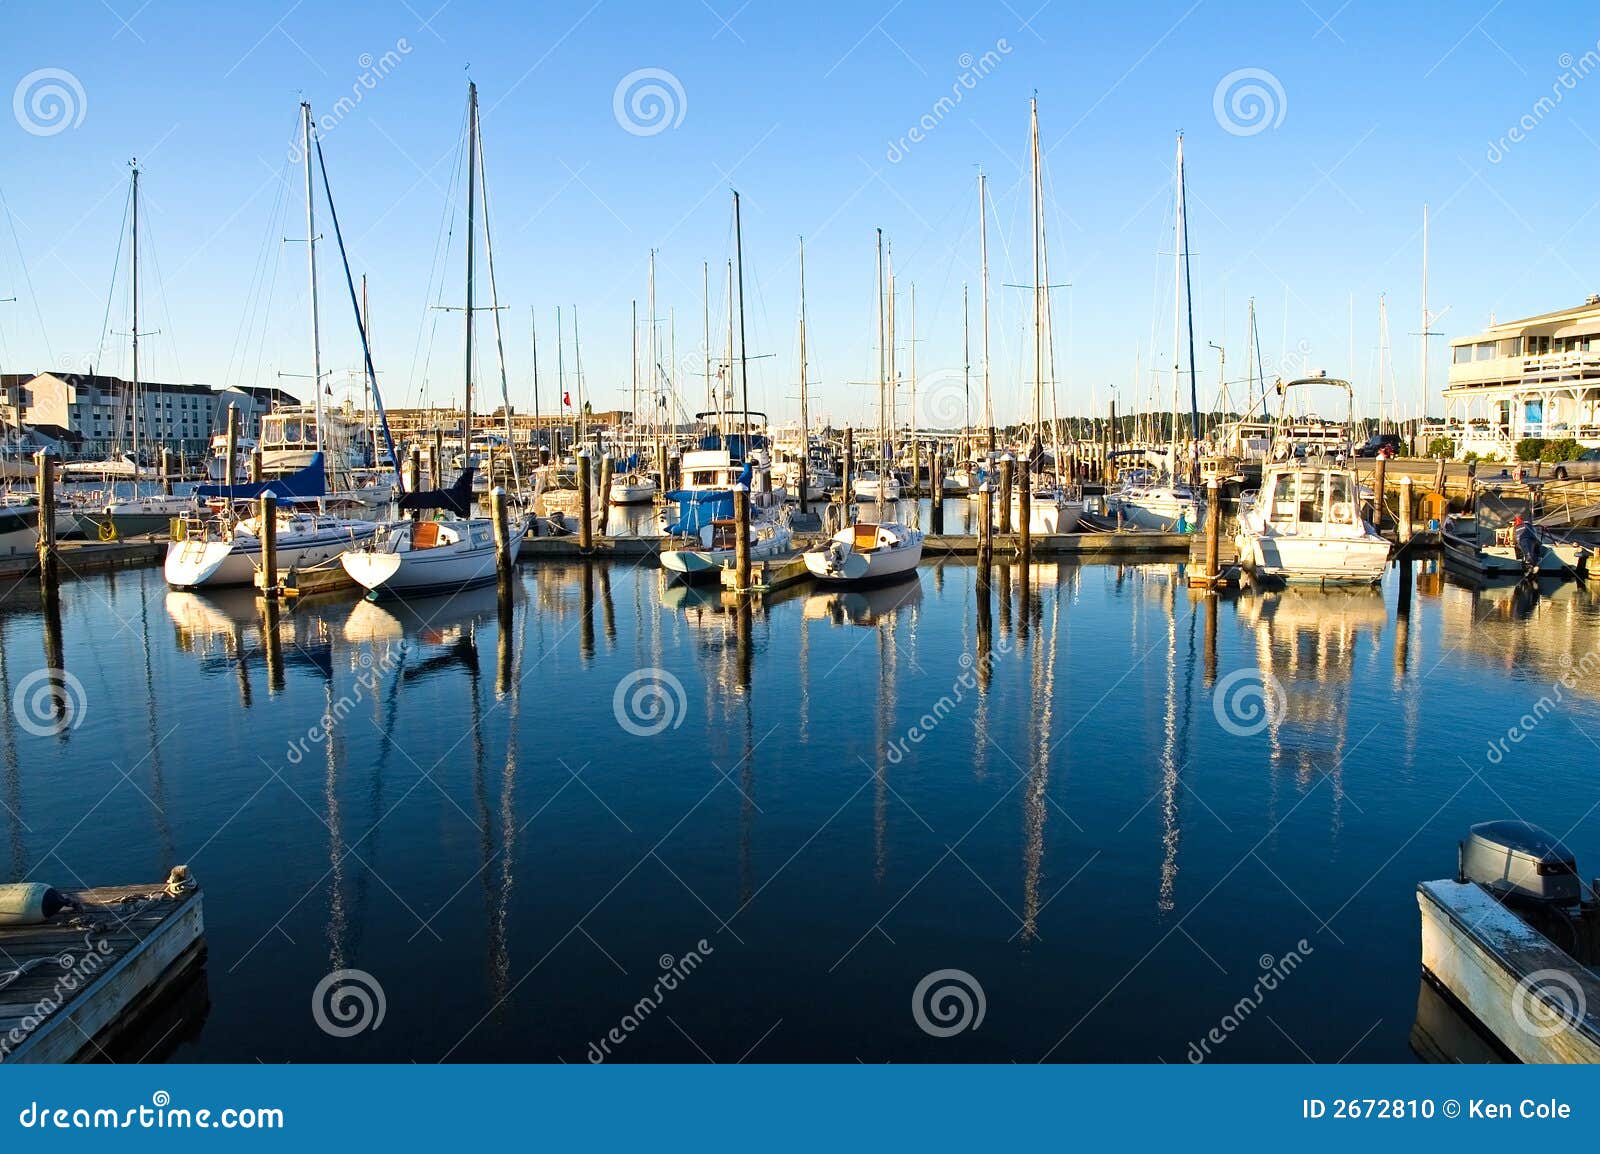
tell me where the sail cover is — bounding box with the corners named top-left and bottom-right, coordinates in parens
top-left (397, 468), bottom-right (474, 517)
top-left (195, 453), bottom-right (326, 502)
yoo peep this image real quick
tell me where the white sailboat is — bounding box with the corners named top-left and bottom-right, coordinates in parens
top-left (166, 107), bottom-right (380, 588)
top-left (342, 81), bottom-right (527, 599)
top-left (807, 229), bottom-right (923, 584)
top-left (1107, 132), bottom-right (1205, 533)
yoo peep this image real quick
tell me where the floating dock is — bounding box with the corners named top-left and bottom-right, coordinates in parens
top-left (0, 540), bottom-right (165, 581)
top-left (0, 873), bottom-right (205, 1063)
top-left (1417, 880), bottom-right (1600, 1063)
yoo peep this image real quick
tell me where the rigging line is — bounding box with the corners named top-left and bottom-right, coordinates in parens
top-left (137, 195), bottom-right (184, 385)
top-left (93, 179), bottom-right (133, 376)
top-left (0, 184), bottom-right (53, 367)
top-left (249, 172), bottom-right (290, 401)
top-left (410, 98), bottom-right (470, 409)
top-left (224, 139), bottom-right (292, 391)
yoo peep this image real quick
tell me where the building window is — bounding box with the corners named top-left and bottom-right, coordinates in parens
top-left (1453, 346), bottom-right (1472, 365)
top-left (1475, 342), bottom-right (1496, 361)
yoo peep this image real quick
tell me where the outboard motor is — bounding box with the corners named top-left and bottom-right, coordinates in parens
top-left (1513, 516), bottom-right (1543, 580)
top-left (1460, 820), bottom-right (1580, 907)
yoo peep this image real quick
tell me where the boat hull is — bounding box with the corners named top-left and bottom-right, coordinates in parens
top-left (1239, 532), bottom-right (1390, 585)
top-left (0, 506), bottom-right (39, 555)
top-left (340, 520), bottom-right (525, 598)
top-left (804, 534), bottom-right (923, 584)
top-left (165, 523), bottom-right (378, 589)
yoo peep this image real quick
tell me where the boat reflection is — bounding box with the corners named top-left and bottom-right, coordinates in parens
top-left (803, 575), bottom-right (924, 626)
top-left (1409, 976), bottom-right (1510, 1064)
top-left (164, 588), bottom-right (334, 688)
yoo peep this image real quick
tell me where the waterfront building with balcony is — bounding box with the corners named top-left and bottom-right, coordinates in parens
top-left (1443, 295), bottom-right (1600, 455)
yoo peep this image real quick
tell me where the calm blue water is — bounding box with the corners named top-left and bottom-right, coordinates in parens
top-left (2, 556), bottom-right (1596, 1062)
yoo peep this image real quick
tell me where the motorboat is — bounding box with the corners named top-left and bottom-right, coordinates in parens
top-left (1234, 462), bottom-right (1389, 585)
top-left (1105, 470), bottom-right (1202, 530)
top-left (660, 516), bottom-right (794, 583)
top-left (608, 471), bottom-right (658, 505)
top-left (804, 520), bottom-right (923, 584)
top-left (852, 471), bottom-right (901, 503)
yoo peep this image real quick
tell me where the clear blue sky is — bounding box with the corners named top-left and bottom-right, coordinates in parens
top-left (2, 1), bottom-right (1597, 428)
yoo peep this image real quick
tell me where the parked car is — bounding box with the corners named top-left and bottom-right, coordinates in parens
top-left (1353, 433), bottom-right (1403, 458)
top-left (1551, 447), bottom-right (1600, 479)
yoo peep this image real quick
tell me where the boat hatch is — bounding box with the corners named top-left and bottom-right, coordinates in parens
top-left (853, 524), bottom-right (881, 551)
top-left (412, 522), bottom-right (441, 550)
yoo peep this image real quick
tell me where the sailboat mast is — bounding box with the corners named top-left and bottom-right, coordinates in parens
top-left (733, 192), bottom-right (750, 443)
top-left (476, 112), bottom-right (519, 493)
top-left (1420, 202), bottom-right (1430, 446)
top-left (556, 305), bottom-right (565, 449)
top-left (876, 227), bottom-right (886, 487)
top-left (530, 308), bottom-right (540, 451)
top-left (979, 170), bottom-right (993, 451)
top-left (963, 283), bottom-right (971, 434)
top-left (725, 260), bottom-right (734, 430)
top-left (1031, 97), bottom-right (1043, 446)
top-left (1177, 131), bottom-right (1200, 478)
top-left (648, 249), bottom-right (657, 450)
top-left (574, 305), bottom-right (584, 447)
top-left (463, 82), bottom-right (477, 464)
top-left (1170, 134), bottom-right (1182, 477)
top-left (630, 297), bottom-right (638, 452)
top-left (909, 280), bottom-right (916, 480)
top-left (1379, 292), bottom-right (1389, 435)
top-left (702, 261), bottom-right (711, 416)
top-left (130, 160), bottom-right (140, 476)
top-left (301, 104), bottom-right (325, 460)
top-left (798, 236), bottom-right (809, 510)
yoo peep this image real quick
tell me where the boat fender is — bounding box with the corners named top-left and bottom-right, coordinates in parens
top-left (165, 864), bottom-right (197, 897)
top-left (0, 882), bottom-right (71, 926)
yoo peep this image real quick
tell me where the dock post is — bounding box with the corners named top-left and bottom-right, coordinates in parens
top-left (597, 454), bottom-right (615, 538)
top-left (797, 439), bottom-right (808, 517)
top-left (1018, 467), bottom-right (1032, 562)
top-left (1398, 474), bottom-right (1414, 541)
top-left (432, 428), bottom-right (444, 487)
top-left (1106, 399), bottom-right (1116, 483)
top-left (842, 427), bottom-right (854, 525)
top-left (408, 446), bottom-right (422, 520)
top-left (734, 484), bottom-right (751, 592)
top-left (1202, 477), bottom-right (1221, 584)
top-left (577, 450), bottom-right (593, 553)
top-left (250, 446), bottom-right (262, 483)
top-left (259, 493), bottom-right (279, 597)
top-left (1433, 455), bottom-right (1446, 496)
top-left (161, 449), bottom-right (173, 495)
top-left (912, 440), bottom-right (921, 499)
top-left (658, 441), bottom-right (671, 501)
top-left (224, 405), bottom-right (239, 487)
top-left (1371, 455), bottom-right (1388, 528)
top-left (490, 486), bottom-right (511, 581)
top-left (978, 482), bottom-right (993, 567)
top-left (34, 450), bottom-right (56, 587)
top-left (997, 455), bottom-right (1014, 535)
top-left (930, 450), bottom-right (944, 534)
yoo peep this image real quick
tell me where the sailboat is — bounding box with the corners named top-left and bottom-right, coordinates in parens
top-left (611, 258), bottom-right (661, 506)
top-left (1011, 98), bottom-right (1082, 536)
top-left (806, 230), bottom-right (923, 584)
top-left (1106, 133), bottom-right (1204, 532)
top-left (342, 81), bottom-right (527, 598)
top-left (166, 109), bottom-right (382, 588)
top-left (74, 161), bottom-right (195, 542)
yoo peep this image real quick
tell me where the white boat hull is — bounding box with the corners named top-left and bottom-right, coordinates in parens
top-left (340, 518), bottom-right (525, 597)
top-left (804, 523), bottom-right (923, 584)
top-left (853, 478), bottom-right (901, 502)
top-left (1238, 532), bottom-right (1390, 585)
top-left (165, 522), bottom-right (378, 589)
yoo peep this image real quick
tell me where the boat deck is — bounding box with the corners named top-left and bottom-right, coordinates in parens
top-left (0, 880), bottom-right (205, 1063)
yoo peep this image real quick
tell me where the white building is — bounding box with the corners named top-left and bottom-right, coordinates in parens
top-left (1443, 295), bottom-right (1600, 454)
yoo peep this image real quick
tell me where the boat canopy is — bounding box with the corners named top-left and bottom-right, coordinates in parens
top-left (195, 452), bottom-right (326, 502)
top-left (397, 468), bottom-right (474, 517)
top-left (664, 489), bottom-right (735, 535)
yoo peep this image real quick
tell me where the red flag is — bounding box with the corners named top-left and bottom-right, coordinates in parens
top-left (562, 391), bottom-right (572, 408)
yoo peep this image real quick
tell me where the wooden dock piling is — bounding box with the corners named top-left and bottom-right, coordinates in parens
top-left (597, 455), bottom-right (615, 537)
top-left (978, 483), bottom-right (993, 567)
top-left (1398, 475), bottom-right (1414, 541)
top-left (930, 451), bottom-right (944, 534)
top-left (734, 485), bottom-right (751, 592)
top-left (1371, 455), bottom-right (1388, 528)
top-left (259, 494), bottom-right (278, 595)
top-left (998, 456), bottom-right (1013, 534)
top-left (577, 450), bottom-right (593, 553)
top-left (223, 405), bottom-right (239, 487)
top-left (249, 447), bottom-right (262, 483)
top-left (491, 487), bottom-right (511, 581)
top-left (842, 427), bottom-right (854, 524)
top-left (33, 450), bottom-right (56, 588)
top-left (1018, 469), bottom-right (1031, 562)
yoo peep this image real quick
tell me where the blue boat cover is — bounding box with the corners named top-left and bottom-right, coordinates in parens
top-left (663, 489), bottom-right (734, 535)
top-left (195, 453), bottom-right (326, 502)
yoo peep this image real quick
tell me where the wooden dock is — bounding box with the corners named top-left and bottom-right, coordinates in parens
top-left (0, 874), bottom-right (205, 1063)
top-left (0, 540), bottom-right (165, 582)
top-left (1418, 880), bottom-right (1600, 1063)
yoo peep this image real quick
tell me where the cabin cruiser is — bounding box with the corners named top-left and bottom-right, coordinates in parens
top-left (656, 417), bottom-right (784, 534)
top-left (804, 520), bottom-right (923, 584)
top-left (1234, 462), bottom-right (1389, 585)
top-left (1105, 469), bottom-right (1201, 531)
top-left (1442, 487), bottom-right (1589, 580)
